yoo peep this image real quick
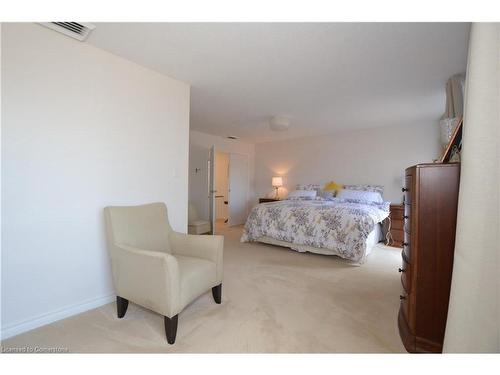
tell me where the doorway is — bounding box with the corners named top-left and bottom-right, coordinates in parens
top-left (209, 148), bottom-right (249, 234)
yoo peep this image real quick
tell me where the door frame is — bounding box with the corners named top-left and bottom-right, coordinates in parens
top-left (228, 152), bottom-right (250, 226)
top-left (208, 145), bottom-right (216, 234)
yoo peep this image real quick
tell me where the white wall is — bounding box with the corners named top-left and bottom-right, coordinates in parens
top-left (189, 130), bottom-right (255, 221)
top-left (1, 23), bottom-right (190, 338)
top-left (255, 123), bottom-right (441, 203)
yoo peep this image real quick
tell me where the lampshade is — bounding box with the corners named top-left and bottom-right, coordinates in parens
top-left (272, 176), bottom-right (283, 187)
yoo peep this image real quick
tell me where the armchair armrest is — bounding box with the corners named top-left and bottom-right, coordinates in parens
top-left (169, 232), bottom-right (224, 282)
top-left (109, 244), bottom-right (180, 317)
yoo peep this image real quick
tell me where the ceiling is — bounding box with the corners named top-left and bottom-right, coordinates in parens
top-left (87, 23), bottom-right (470, 143)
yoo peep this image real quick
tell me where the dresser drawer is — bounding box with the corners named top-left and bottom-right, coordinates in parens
top-left (404, 204), bottom-right (411, 234)
top-left (391, 229), bottom-right (404, 247)
top-left (392, 218), bottom-right (403, 231)
top-left (404, 218), bottom-right (411, 234)
top-left (400, 257), bottom-right (412, 293)
top-left (403, 175), bottom-right (412, 204)
top-left (388, 204), bottom-right (404, 247)
top-left (403, 231), bottom-right (411, 259)
top-left (400, 290), bottom-right (410, 323)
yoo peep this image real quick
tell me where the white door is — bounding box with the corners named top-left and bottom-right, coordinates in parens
top-left (228, 153), bottom-right (249, 226)
top-left (208, 146), bottom-right (216, 234)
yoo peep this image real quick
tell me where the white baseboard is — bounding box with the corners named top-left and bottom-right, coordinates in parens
top-left (1, 293), bottom-right (115, 340)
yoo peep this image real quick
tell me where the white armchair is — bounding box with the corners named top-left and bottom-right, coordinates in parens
top-left (104, 202), bottom-right (223, 344)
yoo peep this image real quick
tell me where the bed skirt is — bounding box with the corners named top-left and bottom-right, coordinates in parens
top-left (255, 224), bottom-right (382, 264)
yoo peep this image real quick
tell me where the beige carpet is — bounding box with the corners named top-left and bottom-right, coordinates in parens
top-left (2, 225), bottom-right (405, 353)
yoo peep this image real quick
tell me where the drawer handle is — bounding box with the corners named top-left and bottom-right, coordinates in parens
top-left (400, 295), bottom-right (406, 300)
top-left (402, 187), bottom-right (409, 192)
top-left (403, 215), bottom-right (409, 219)
top-left (398, 268), bottom-right (406, 273)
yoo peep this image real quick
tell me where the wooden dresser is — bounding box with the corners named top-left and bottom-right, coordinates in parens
top-left (398, 163), bottom-right (460, 353)
top-left (387, 204), bottom-right (404, 247)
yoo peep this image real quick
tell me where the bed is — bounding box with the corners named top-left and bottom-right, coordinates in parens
top-left (241, 197), bottom-right (390, 263)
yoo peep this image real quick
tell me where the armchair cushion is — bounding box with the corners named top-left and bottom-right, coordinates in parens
top-left (176, 255), bottom-right (217, 310)
top-left (169, 232), bottom-right (224, 283)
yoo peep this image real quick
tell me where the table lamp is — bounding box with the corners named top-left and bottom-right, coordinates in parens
top-left (272, 176), bottom-right (283, 199)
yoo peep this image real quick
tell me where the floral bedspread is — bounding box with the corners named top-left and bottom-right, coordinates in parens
top-left (241, 198), bottom-right (390, 262)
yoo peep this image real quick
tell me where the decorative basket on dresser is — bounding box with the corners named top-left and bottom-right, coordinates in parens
top-left (398, 163), bottom-right (460, 353)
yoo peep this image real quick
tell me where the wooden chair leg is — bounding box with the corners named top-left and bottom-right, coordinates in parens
top-left (212, 284), bottom-right (222, 304)
top-left (164, 315), bottom-right (178, 344)
top-left (116, 296), bottom-right (129, 318)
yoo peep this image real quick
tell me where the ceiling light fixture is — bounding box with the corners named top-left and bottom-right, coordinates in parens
top-left (269, 116), bottom-right (291, 131)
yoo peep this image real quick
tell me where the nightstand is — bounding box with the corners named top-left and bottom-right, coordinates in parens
top-left (386, 204), bottom-right (404, 247)
top-left (259, 198), bottom-right (280, 203)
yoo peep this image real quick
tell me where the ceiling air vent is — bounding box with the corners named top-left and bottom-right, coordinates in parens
top-left (39, 22), bottom-right (96, 41)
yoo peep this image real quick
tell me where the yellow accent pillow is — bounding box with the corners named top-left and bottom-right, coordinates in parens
top-left (324, 181), bottom-right (343, 193)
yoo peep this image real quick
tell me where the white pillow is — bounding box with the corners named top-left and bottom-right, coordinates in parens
top-left (337, 189), bottom-right (383, 203)
top-left (343, 184), bottom-right (384, 194)
top-left (287, 189), bottom-right (317, 199)
top-left (296, 184), bottom-right (321, 192)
